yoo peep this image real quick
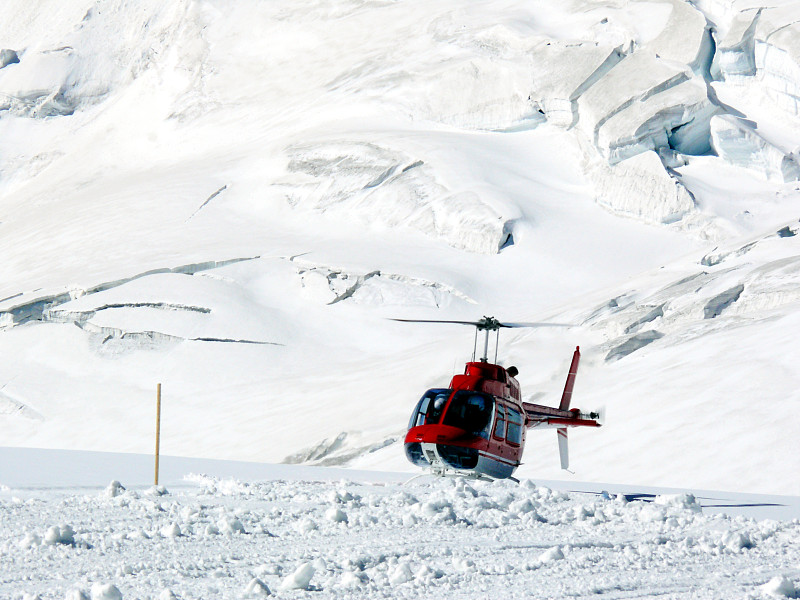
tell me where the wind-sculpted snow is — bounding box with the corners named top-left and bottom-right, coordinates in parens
top-left (710, 115), bottom-right (800, 182)
top-left (0, 390), bottom-right (44, 421)
top-left (295, 263), bottom-right (476, 307)
top-left (712, 9), bottom-right (761, 80)
top-left (582, 227), bottom-right (800, 354)
top-left (529, 42), bottom-right (625, 128)
top-left (0, 256), bottom-right (260, 329)
top-left (586, 151), bottom-right (696, 225)
top-left (0, 1), bottom-right (206, 118)
top-left (278, 141), bottom-right (507, 254)
top-left (578, 52), bottom-right (709, 163)
top-left (284, 431), bottom-right (400, 466)
top-left (645, 0), bottom-right (713, 73)
top-left (2, 476), bottom-right (799, 599)
top-left (705, 3), bottom-right (800, 180)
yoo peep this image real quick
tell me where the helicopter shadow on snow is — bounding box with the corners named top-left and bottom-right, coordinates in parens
top-left (575, 490), bottom-right (786, 509)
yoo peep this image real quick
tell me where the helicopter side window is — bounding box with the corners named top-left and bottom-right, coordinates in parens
top-left (442, 392), bottom-right (494, 438)
top-left (408, 389), bottom-right (452, 428)
top-left (506, 407), bottom-right (523, 445)
top-left (493, 404), bottom-right (506, 439)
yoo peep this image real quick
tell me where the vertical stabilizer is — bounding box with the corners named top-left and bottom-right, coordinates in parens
top-left (557, 427), bottom-right (569, 470)
top-left (559, 346), bottom-right (581, 410)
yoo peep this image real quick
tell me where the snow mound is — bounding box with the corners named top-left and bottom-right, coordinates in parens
top-left (654, 493), bottom-right (702, 512)
top-left (537, 546), bottom-right (565, 563)
top-left (44, 524), bottom-right (75, 545)
top-left (279, 562), bottom-right (315, 591)
top-left (761, 576), bottom-right (799, 598)
top-left (244, 578), bottom-right (271, 597)
top-left (103, 480), bottom-right (126, 498)
top-left (90, 584), bottom-right (122, 600)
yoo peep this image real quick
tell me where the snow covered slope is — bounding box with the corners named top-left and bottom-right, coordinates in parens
top-left (1, 0), bottom-right (800, 496)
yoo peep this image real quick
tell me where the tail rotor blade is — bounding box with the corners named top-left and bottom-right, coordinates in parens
top-left (557, 428), bottom-right (569, 470)
top-left (595, 406), bottom-right (606, 425)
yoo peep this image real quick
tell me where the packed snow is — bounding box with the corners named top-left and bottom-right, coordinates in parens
top-left (1, 0), bottom-right (800, 554)
top-left (2, 451), bottom-right (799, 600)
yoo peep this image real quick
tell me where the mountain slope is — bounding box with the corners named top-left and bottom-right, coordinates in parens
top-left (1, 0), bottom-right (799, 495)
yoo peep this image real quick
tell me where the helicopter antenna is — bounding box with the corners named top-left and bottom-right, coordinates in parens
top-left (494, 329), bottom-right (500, 363)
top-left (472, 327), bottom-right (478, 362)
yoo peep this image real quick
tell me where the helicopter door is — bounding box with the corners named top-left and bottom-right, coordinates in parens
top-left (505, 406), bottom-right (524, 464)
top-left (490, 402), bottom-right (507, 460)
top-left (492, 403), bottom-right (506, 439)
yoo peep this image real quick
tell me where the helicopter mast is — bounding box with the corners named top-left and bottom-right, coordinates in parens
top-left (476, 316), bottom-right (500, 362)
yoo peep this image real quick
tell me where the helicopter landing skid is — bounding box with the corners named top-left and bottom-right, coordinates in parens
top-left (404, 468), bottom-right (496, 485)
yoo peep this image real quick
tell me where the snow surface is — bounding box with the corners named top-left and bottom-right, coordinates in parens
top-left (1, 449), bottom-right (799, 600)
top-left (1, 0), bottom-right (800, 514)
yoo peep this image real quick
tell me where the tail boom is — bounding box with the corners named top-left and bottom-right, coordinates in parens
top-left (522, 410), bottom-right (601, 429)
top-left (521, 345), bottom-right (600, 470)
top-left (522, 345), bottom-right (599, 429)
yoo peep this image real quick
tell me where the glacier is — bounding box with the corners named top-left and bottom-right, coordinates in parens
top-left (0, 0), bottom-right (800, 508)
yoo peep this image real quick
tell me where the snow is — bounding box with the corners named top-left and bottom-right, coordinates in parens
top-left (587, 149), bottom-right (697, 225)
top-left (0, 1), bottom-right (800, 582)
top-left (89, 584), bottom-right (122, 600)
top-left (761, 576), bottom-right (799, 598)
top-left (530, 42), bottom-right (624, 128)
top-left (1, 453), bottom-right (799, 599)
top-left (710, 114), bottom-right (800, 182)
top-left (279, 562), bottom-right (316, 591)
top-left (644, 0), bottom-right (711, 71)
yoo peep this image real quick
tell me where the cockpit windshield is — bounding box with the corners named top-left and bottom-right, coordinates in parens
top-left (408, 389), bottom-right (452, 428)
top-left (443, 391), bottom-right (494, 438)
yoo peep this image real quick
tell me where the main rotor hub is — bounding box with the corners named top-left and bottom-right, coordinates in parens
top-left (476, 316), bottom-right (501, 331)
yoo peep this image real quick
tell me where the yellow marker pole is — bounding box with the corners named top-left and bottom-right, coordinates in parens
top-left (155, 383), bottom-right (162, 486)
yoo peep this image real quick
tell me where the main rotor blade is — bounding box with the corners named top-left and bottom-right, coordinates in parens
top-left (499, 321), bottom-right (575, 328)
top-left (389, 318), bottom-right (576, 329)
top-left (389, 318), bottom-right (481, 326)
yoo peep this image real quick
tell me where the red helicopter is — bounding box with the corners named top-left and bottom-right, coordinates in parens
top-left (396, 316), bottom-right (601, 480)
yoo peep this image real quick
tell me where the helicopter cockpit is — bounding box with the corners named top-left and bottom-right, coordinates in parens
top-left (442, 391), bottom-right (494, 438)
top-left (408, 389), bottom-right (494, 438)
top-left (408, 389), bottom-right (451, 428)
